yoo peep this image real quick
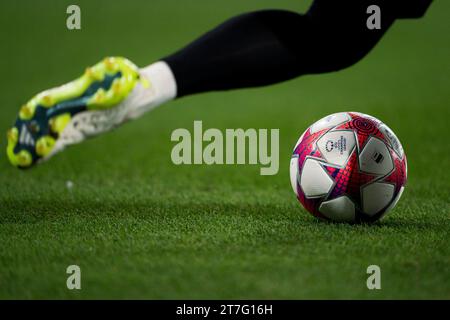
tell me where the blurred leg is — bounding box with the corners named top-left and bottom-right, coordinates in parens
top-left (163, 1), bottom-right (397, 97)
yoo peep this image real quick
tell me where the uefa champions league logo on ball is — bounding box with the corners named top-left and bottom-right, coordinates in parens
top-left (325, 135), bottom-right (347, 155)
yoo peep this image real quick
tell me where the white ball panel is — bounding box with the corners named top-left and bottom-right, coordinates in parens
top-left (317, 130), bottom-right (356, 167)
top-left (300, 158), bottom-right (333, 198)
top-left (359, 137), bottom-right (394, 175)
top-left (362, 182), bottom-right (395, 216)
top-left (379, 123), bottom-right (404, 159)
top-left (319, 196), bottom-right (356, 222)
top-left (382, 186), bottom-right (405, 217)
top-left (310, 112), bottom-right (351, 134)
top-left (290, 156), bottom-right (299, 195)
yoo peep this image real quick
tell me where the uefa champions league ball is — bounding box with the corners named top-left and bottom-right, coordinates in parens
top-left (290, 112), bottom-right (407, 223)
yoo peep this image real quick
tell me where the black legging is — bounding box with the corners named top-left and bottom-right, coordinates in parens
top-left (164, 0), bottom-right (432, 97)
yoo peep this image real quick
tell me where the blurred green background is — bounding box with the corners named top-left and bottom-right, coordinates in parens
top-left (0, 0), bottom-right (449, 299)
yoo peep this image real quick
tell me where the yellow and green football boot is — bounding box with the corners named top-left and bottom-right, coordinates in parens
top-left (6, 57), bottom-right (177, 169)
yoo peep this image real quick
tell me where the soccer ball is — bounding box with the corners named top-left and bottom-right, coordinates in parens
top-left (290, 112), bottom-right (407, 223)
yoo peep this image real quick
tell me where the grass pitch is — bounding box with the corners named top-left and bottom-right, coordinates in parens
top-left (0, 0), bottom-right (449, 299)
